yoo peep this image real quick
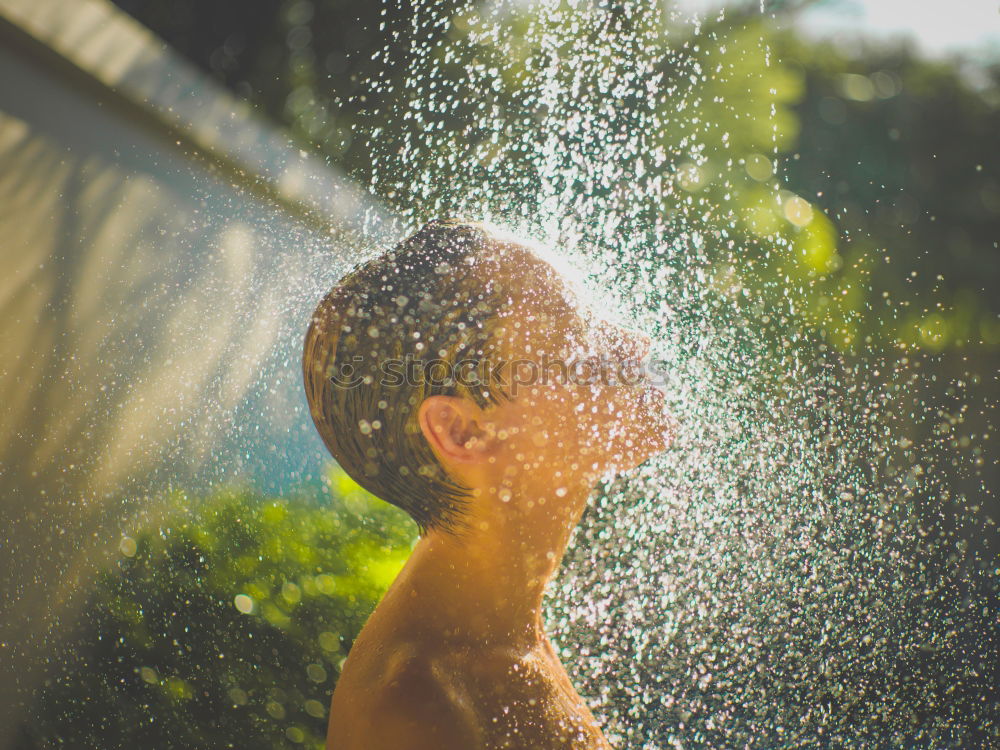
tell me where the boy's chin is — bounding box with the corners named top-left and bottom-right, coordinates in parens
top-left (601, 441), bottom-right (670, 479)
top-left (633, 442), bottom-right (671, 470)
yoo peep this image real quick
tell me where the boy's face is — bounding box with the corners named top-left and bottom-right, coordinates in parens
top-left (485, 241), bottom-right (672, 489)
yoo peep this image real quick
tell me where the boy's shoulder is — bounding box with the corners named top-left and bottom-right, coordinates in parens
top-left (329, 639), bottom-right (483, 749)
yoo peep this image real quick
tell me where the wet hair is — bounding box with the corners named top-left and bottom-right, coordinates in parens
top-left (303, 219), bottom-right (515, 534)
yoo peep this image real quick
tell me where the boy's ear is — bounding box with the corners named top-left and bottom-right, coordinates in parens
top-left (418, 395), bottom-right (494, 464)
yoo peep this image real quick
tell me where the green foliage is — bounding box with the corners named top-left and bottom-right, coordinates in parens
top-left (19, 468), bottom-right (417, 750)
top-left (779, 35), bottom-right (1000, 353)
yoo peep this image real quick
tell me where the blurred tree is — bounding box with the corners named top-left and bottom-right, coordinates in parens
top-left (16, 469), bottom-right (416, 750)
top-left (778, 35), bottom-right (1000, 352)
top-left (111, 0), bottom-right (473, 179)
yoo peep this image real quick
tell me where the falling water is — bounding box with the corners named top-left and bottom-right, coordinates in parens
top-left (353, 0), bottom-right (997, 746)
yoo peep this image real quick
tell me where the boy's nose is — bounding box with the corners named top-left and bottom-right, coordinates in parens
top-left (633, 332), bottom-right (652, 361)
top-left (596, 318), bottom-right (650, 361)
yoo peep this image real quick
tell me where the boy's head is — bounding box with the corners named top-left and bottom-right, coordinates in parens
top-left (303, 219), bottom-right (671, 535)
top-left (304, 219), bottom-right (510, 533)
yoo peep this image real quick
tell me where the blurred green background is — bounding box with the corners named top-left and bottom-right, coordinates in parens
top-left (15, 0), bottom-right (997, 747)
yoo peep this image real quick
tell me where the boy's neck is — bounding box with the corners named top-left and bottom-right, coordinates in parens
top-left (384, 479), bottom-right (594, 651)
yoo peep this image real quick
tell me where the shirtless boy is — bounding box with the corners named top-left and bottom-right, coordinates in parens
top-left (303, 219), bottom-right (672, 749)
